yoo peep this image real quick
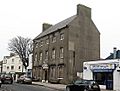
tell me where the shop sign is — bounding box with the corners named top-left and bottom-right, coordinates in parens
top-left (93, 69), bottom-right (113, 72)
top-left (90, 63), bottom-right (115, 70)
top-left (42, 63), bottom-right (48, 69)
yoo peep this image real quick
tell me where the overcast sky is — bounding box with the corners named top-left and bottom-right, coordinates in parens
top-left (0, 0), bottom-right (120, 60)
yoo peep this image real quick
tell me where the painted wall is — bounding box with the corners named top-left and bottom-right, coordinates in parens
top-left (83, 59), bottom-right (120, 90)
top-left (2, 55), bottom-right (25, 73)
top-left (114, 66), bottom-right (120, 90)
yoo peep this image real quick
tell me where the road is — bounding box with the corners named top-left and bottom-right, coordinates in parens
top-left (0, 83), bottom-right (60, 91)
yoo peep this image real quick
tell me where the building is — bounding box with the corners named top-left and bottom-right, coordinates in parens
top-left (2, 53), bottom-right (25, 81)
top-left (0, 61), bottom-right (3, 73)
top-left (33, 4), bottom-right (100, 84)
top-left (106, 47), bottom-right (120, 59)
top-left (83, 48), bottom-right (120, 90)
top-left (83, 59), bottom-right (120, 90)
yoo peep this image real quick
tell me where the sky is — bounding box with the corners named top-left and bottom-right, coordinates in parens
top-left (0, 0), bottom-right (120, 60)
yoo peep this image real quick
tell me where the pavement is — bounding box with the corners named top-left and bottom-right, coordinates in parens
top-left (32, 81), bottom-right (115, 91)
top-left (32, 81), bottom-right (66, 91)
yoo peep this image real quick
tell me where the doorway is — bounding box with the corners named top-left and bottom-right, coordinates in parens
top-left (93, 72), bottom-right (113, 90)
top-left (45, 70), bottom-right (47, 81)
top-left (42, 69), bottom-right (48, 82)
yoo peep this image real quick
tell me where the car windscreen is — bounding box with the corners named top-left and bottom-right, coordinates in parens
top-left (4, 74), bottom-right (11, 77)
top-left (74, 80), bottom-right (95, 85)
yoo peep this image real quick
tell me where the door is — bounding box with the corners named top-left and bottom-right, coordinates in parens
top-left (93, 72), bottom-right (113, 90)
top-left (106, 73), bottom-right (113, 90)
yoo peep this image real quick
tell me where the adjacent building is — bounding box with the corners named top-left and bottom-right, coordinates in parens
top-left (83, 48), bottom-right (120, 90)
top-left (2, 53), bottom-right (25, 81)
top-left (0, 61), bottom-right (3, 73)
top-left (83, 59), bottom-right (120, 90)
top-left (33, 4), bottom-right (100, 84)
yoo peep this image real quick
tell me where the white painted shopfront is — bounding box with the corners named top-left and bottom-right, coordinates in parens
top-left (83, 59), bottom-right (120, 90)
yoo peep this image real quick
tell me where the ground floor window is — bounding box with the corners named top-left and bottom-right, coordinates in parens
top-left (93, 72), bottom-right (113, 90)
top-left (58, 65), bottom-right (64, 78)
top-left (33, 67), bottom-right (39, 80)
top-left (50, 66), bottom-right (56, 79)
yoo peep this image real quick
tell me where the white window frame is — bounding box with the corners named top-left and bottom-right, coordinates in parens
top-left (60, 47), bottom-right (64, 58)
top-left (52, 49), bottom-right (55, 59)
top-left (60, 33), bottom-right (64, 40)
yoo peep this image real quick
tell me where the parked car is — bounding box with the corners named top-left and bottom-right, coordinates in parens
top-left (17, 75), bottom-right (32, 84)
top-left (66, 79), bottom-right (100, 91)
top-left (1, 74), bottom-right (13, 84)
top-left (17, 75), bottom-right (24, 83)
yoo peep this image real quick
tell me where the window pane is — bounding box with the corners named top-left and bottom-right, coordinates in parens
top-left (52, 36), bottom-right (56, 43)
top-left (11, 66), bottom-right (14, 70)
top-left (40, 52), bottom-right (42, 61)
top-left (60, 33), bottom-right (64, 40)
top-left (46, 39), bottom-right (49, 44)
top-left (60, 47), bottom-right (63, 58)
top-left (45, 51), bottom-right (48, 60)
top-left (52, 49), bottom-right (55, 59)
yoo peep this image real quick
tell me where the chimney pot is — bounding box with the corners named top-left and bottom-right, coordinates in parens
top-left (77, 4), bottom-right (91, 18)
top-left (42, 23), bottom-right (52, 32)
top-left (113, 47), bottom-right (117, 59)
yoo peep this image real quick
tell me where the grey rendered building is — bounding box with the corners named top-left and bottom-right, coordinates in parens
top-left (33, 4), bottom-right (100, 84)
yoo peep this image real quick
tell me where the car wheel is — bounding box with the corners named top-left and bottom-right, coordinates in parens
top-left (66, 87), bottom-right (71, 91)
top-left (84, 88), bottom-right (88, 91)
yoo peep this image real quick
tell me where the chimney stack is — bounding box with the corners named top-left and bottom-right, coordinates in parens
top-left (113, 47), bottom-right (117, 59)
top-left (77, 4), bottom-right (91, 18)
top-left (10, 53), bottom-right (15, 57)
top-left (42, 23), bottom-right (52, 32)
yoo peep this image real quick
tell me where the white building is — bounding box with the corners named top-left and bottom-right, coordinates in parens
top-left (2, 53), bottom-right (25, 81)
top-left (83, 59), bottom-right (120, 91)
top-left (0, 61), bottom-right (3, 73)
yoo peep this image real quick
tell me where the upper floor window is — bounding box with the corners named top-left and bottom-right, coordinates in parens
top-left (60, 33), bottom-right (64, 40)
top-left (4, 65), bottom-right (6, 69)
top-left (18, 66), bottom-right (21, 70)
top-left (46, 38), bottom-right (49, 44)
top-left (7, 66), bottom-right (9, 70)
top-left (52, 34), bottom-right (56, 43)
top-left (11, 66), bottom-right (14, 70)
top-left (39, 52), bottom-right (43, 61)
top-left (35, 43), bottom-right (38, 49)
top-left (40, 40), bottom-right (43, 47)
top-left (45, 50), bottom-right (48, 60)
top-left (12, 59), bottom-right (14, 63)
top-left (35, 53), bottom-right (37, 62)
top-left (60, 47), bottom-right (64, 58)
top-left (3, 60), bottom-right (7, 64)
top-left (52, 49), bottom-right (55, 59)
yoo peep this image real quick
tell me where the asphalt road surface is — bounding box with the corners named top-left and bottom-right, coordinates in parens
top-left (0, 83), bottom-right (60, 91)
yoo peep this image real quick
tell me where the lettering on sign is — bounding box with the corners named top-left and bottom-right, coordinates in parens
top-left (90, 63), bottom-right (115, 70)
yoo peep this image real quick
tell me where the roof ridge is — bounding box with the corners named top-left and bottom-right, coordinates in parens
top-left (34, 15), bottom-right (76, 40)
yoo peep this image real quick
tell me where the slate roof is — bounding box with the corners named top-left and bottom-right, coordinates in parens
top-left (106, 50), bottom-right (120, 59)
top-left (34, 15), bottom-right (77, 40)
